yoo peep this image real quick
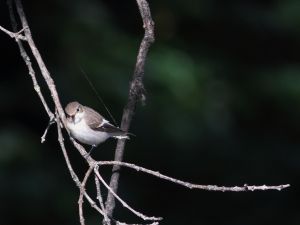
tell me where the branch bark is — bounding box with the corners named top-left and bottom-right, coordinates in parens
top-left (79, 166), bottom-right (93, 225)
top-left (105, 0), bottom-right (155, 218)
top-left (14, 0), bottom-right (65, 120)
top-left (0, 24), bottom-right (26, 40)
top-left (7, 0), bottom-right (54, 121)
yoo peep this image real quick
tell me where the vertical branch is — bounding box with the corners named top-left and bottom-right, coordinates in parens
top-left (94, 172), bottom-right (110, 224)
top-left (78, 166), bottom-right (94, 225)
top-left (105, 0), bottom-right (155, 217)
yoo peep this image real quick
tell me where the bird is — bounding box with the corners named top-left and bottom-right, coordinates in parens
top-left (65, 101), bottom-right (128, 154)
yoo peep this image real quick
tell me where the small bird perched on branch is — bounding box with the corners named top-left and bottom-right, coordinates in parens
top-left (65, 101), bottom-right (128, 154)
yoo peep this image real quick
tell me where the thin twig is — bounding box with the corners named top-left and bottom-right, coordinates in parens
top-left (95, 174), bottom-right (106, 210)
top-left (95, 168), bottom-right (162, 221)
top-left (7, 0), bottom-right (54, 123)
top-left (99, 161), bottom-right (290, 192)
top-left (71, 138), bottom-right (94, 163)
top-left (14, 0), bottom-right (65, 120)
top-left (105, 0), bottom-right (155, 217)
top-left (41, 118), bottom-right (55, 143)
top-left (79, 167), bottom-right (93, 225)
top-left (94, 170), bottom-right (110, 224)
top-left (0, 24), bottom-right (27, 40)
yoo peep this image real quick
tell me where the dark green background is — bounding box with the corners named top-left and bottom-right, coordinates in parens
top-left (0, 0), bottom-right (299, 224)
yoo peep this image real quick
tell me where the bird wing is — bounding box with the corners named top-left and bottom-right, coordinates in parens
top-left (83, 106), bottom-right (104, 129)
top-left (83, 106), bottom-right (126, 135)
top-left (95, 122), bottom-right (125, 134)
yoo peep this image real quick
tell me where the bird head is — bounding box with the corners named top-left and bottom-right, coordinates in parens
top-left (65, 101), bottom-right (84, 124)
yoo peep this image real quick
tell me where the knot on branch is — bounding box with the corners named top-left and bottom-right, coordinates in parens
top-left (130, 77), bottom-right (146, 104)
top-left (144, 21), bottom-right (155, 43)
top-left (143, 20), bottom-right (154, 42)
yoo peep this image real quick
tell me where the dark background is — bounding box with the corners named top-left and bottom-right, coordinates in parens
top-left (0, 0), bottom-right (299, 224)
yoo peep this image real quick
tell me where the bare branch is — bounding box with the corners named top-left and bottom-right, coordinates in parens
top-left (14, 0), bottom-right (65, 119)
top-left (41, 118), bottom-right (56, 143)
top-left (0, 24), bottom-right (27, 40)
top-left (95, 174), bottom-right (106, 211)
top-left (7, 0), bottom-right (54, 123)
top-left (99, 161), bottom-right (290, 192)
top-left (95, 168), bottom-right (162, 221)
top-left (94, 172), bottom-right (110, 224)
top-left (105, 0), bottom-right (155, 217)
top-left (79, 167), bottom-right (94, 225)
top-left (57, 121), bottom-right (158, 224)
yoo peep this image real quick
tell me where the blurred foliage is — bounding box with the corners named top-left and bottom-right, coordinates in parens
top-left (1, 0), bottom-right (300, 225)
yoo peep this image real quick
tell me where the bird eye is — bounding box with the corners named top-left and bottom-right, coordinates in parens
top-left (77, 107), bottom-right (80, 112)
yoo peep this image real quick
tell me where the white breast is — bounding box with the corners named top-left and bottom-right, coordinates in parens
top-left (67, 119), bottom-right (110, 146)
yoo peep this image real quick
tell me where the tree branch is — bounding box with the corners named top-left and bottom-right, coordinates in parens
top-left (7, 0), bottom-right (54, 122)
top-left (95, 168), bottom-right (162, 221)
top-left (14, 0), bottom-right (65, 119)
top-left (105, 0), bottom-right (155, 218)
top-left (79, 166), bottom-right (94, 225)
top-left (95, 172), bottom-right (110, 224)
top-left (98, 161), bottom-right (290, 192)
top-left (0, 24), bottom-right (26, 40)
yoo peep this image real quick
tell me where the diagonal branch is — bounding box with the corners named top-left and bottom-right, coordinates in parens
top-left (14, 0), bottom-right (65, 119)
top-left (105, 0), bottom-right (155, 218)
top-left (95, 168), bottom-right (162, 221)
top-left (0, 24), bottom-right (27, 40)
top-left (78, 166), bottom-right (94, 225)
top-left (95, 172), bottom-right (110, 224)
top-left (7, 0), bottom-right (54, 121)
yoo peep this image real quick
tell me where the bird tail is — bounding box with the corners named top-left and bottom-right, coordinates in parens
top-left (112, 130), bottom-right (136, 140)
top-left (97, 122), bottom-right (134, 140)
top-left (111, 130), bottom-right (135, 140)
top-left (113, 134), bottom-right (130, 140)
